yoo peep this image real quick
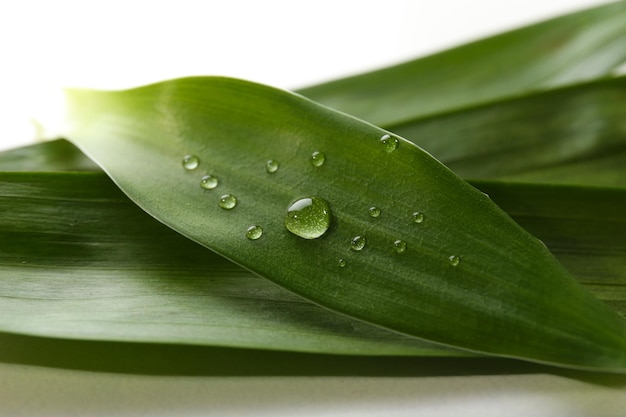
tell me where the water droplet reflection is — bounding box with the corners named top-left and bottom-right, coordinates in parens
top-left (285, 196), bottom-right (331, 239)
top-left (182, 155), bottom-right (199, 170)
top-left (350, 235), bottom-right (366, 251)
top-left (246, 225), bottom-right (263, 240)
top-left (219, 194), bottom-right (237, 210)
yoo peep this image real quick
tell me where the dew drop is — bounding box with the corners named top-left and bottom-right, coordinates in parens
top-left (393, 240), bottom-right (407, 253)
top-left (350, 235), bottom-right (366, 251)
top-left (380, 134), bottom-right (399, 152)
top-left (285, 196), bottom-right (331, 239)
top-left (368, 206), bottom-right (381, 218)
top-left (219, 194), bottom-right (237, 210)
top-left (311, 151), bottom-right (326, 167)
top-left (246, 225), bottom-right (263, 240)
top-left (449, 255), bottom-right (460, 266)
top-left (338, 258), bottom-right (346, 268)
top-left (266, 160), bottom-right (279, 173)
top-left (412, 211), bottom-right (424, 224)
top-left (182, 155), bottom-right (200, 170)
top-left (200, 175), bottom-right (218, 190)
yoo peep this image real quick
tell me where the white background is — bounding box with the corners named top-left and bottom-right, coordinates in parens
top-left (0, 0), bottom-right (618, 150)
top-left (1, 1), bottom-right (625, 416)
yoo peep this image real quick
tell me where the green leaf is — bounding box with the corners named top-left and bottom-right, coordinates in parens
top-left (476, 181), bottom-right (626, 296)
top-left (0, 171), bottom-right (455, 357)
top-left (60, 76), bottom-right (626, 372)
top-left (0, 139), bottom-right (98, 172)
top-left (1, 171), bottom-right (625, 363)
top-left (389, 77), bottom-right (626, 186)
top-left (299, 2), bottom-right (626, 126)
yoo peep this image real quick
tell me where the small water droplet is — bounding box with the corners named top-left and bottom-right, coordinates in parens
top-left (182, 155), bottom-right (200, 170)
top-left (338, 258), bottom-right (346, 268)
top-left (449, 255), bottom-right (460, 266)
top-left (393, 240), bottom-right (406, 253)
top-left (380, 134), bottom-right (399, 152)
top-left (351, 235), bottom-right (366, 251)
top-left (200, 175), bottom-right (218, 189)
top-left (219, 194), bottom-right (237, 210)
top-left (266, 160), bottom-right (279, 173)
top-left (246, 225), bottom-right (263, 240)
top-left (412, 211), bottom-right (424, 223)
top-left (368, 206), bottom-right (381, 218)
top-left (311, 151), bottom-right (325, 167)
top-left (285, 196), bottom-right (331, 239)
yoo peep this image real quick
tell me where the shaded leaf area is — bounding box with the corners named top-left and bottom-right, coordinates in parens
top-left (390, 77), bottom-right (626, 186)
top-left (62, 77), bottom-right (626, 372)
top-left (1, 331), bottom-right (553, 377)
top-left (299, 2), bottom-right (626, 126)
top-left (1, 173), bottom-right (625, 367)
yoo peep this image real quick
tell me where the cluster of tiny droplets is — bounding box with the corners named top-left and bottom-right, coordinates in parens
top-left (181, 131), bottom-right (461, 266)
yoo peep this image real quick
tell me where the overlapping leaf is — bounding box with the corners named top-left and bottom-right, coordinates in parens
top-left (59, 76), bottom-right (626, 372)
top-left (1, 172), bottom-right (625, 363)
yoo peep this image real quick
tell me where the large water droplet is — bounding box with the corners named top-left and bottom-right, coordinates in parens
top-left (393, 240), bottom-right (407, 253)
top-left (200, 175), bottom-right (218, 189)
top-left (412, 211), bottom-right (424, 224)
top-left (368, 206), bottom-right (381, 218)
top-left (380, 134), bottom-right (399, 152)
top-left (266, 160), bottom-right (279, 173)
top-left (285, 196), bottom-right (331, 239)
top-left (350, 235), bottom-right (366, 251)
top-left (182, 155), bottom-right (199, 170)
top-left (311, 151), bottom-right (325, 167)
top-left (246, 225), bottom-right (263, 240)
top-left (449, 255), bottom-right (460, 266)
top-left (219, 194), bottom-right (237, 210)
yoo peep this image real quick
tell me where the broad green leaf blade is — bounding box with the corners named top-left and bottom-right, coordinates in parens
top-left (1, 172), bottom-right (625, 365)
top-left (389, 77), bottom-right (626, 186)
top-left (62, 77), bottom-right (626, 372)
top-left (299, 2), bottom-right (626, 126)
top-left (0, 171), bottom-right (454, 356)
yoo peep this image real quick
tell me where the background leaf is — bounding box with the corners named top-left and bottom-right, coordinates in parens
top-left (389, 77), bottom-right (626, 186)
top-left (0, 171), bottom-right (453, 357)
top-left (299, 2), bottom-right (626, 126)
top-left (1, 172), bottom-right (625, 368)
top-left (0, 139), bottom-right (98, 172)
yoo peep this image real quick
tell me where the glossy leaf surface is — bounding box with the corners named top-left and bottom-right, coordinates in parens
top-left (61, 77), bottom-right (626, 372)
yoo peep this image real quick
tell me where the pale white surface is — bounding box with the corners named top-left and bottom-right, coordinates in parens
top-left (0, 1), bottom-right (623, 416)
top-left (0, 0), bottom-right (613, 150)
top-left (0, 363), bottom-right (625, 417)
